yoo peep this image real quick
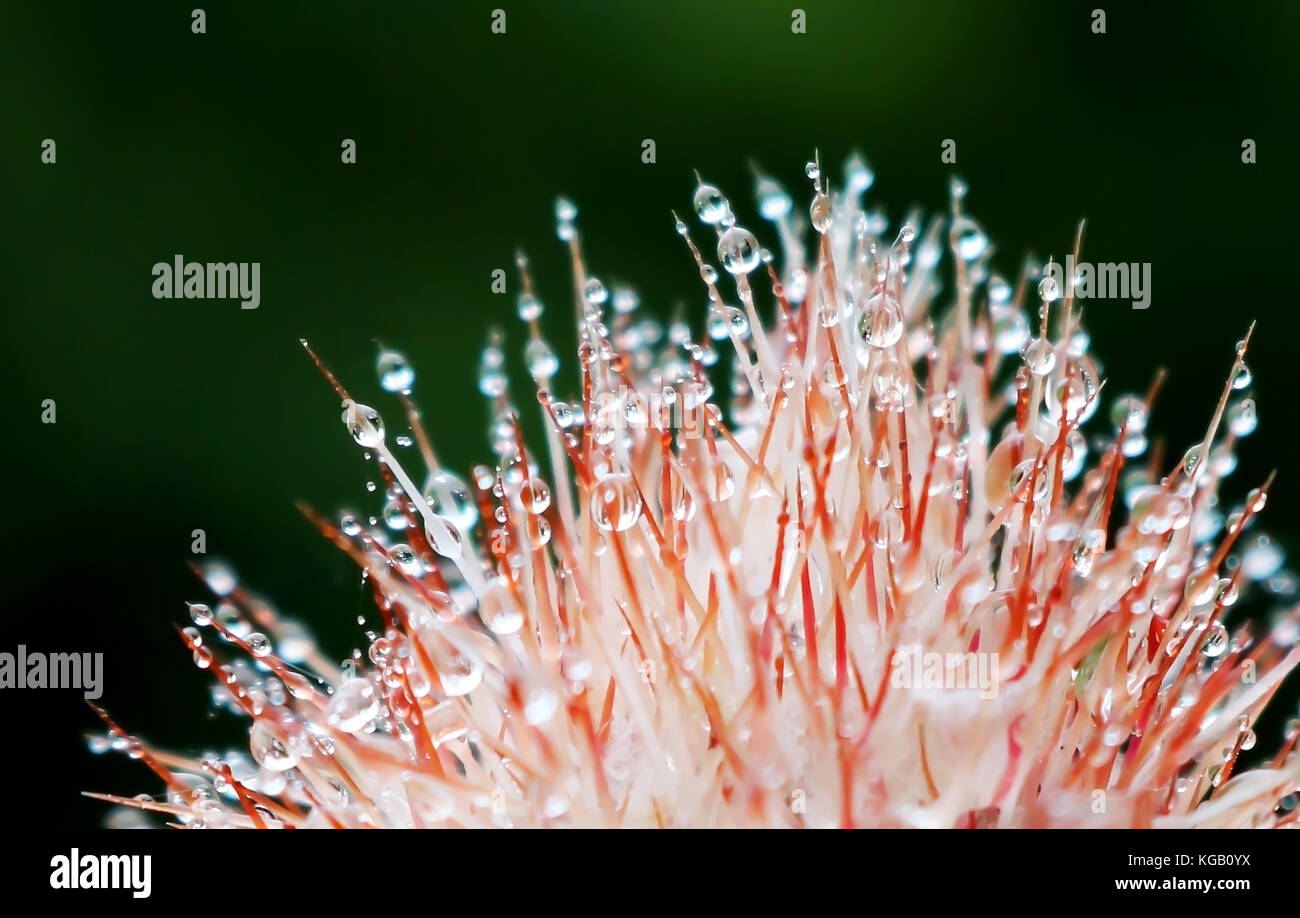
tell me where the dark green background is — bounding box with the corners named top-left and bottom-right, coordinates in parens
top-left (2, 0), bottom-right (1298, 827)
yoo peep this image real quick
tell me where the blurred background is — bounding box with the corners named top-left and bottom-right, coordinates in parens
top-left (2, 0), bottom-right (1298, 826)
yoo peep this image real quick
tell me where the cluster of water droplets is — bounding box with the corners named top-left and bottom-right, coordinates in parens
top-left (95, 154), bottom-right (1300, 830)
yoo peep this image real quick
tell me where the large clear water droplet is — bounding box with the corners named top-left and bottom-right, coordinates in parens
top-left (591, 473), bottom-right (641, 532)
top-left (693, 184), bottom-right (730, 225)
top-left (855, 292), bottom-right (904, 351)
top-left (249, 722), bottom-right (297, 772)
top-left (424, 515), bottom-right (464, 559)
top-left (718, 226), bottom-right (761, 275)
top-left (342, 401), bottom-right (385, 448)
top-left (327, 678), bottom-right (380, 733)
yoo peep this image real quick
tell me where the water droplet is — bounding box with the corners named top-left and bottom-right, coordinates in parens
top-left (707, 309), bottom-right (729, 340)
top-left (950, 217), bottom-right (987, 261)
top-left (756, 177), bottom-right (791, 220)
top-left (693, 183), bottom-right (731, 225)
top-left (1131, 486), bottom-right (1191, 535)
top-left (868, 510), bottom-right (902, 549)
top-left (591, 473), bottom-right (641, 532)
top-left (524, 687), bottom-right (558, 725)
top-left (844, 152), bottom-right (874, 194)
top-left (1110, 395), bottom-right (1148, 433)
top-left (389, 543), bottom-right (423, 576)
top-left (249, 722), bottom-right (298, 771)
top-left (527, 515), bottom-right (551, 547)
top-left (1227, 399), bottom-right (1257, 437)
top-left (717, 226), bottom-right (761, 275)
top-left (708, 463), bottom-right (735, 502)
top-left (810, 194), bottom-right (831, 233)
top-left (248, 633), bottom-right (272, 658)
top-left (201, 561), bottom-right (238, 596)
top-left (424, 516), bottom-right (463, 559)
top-left (188, 603), bottom-right (213, 626)
top-left (478, 578), bottom-right (524, 635)
top-left (342, 401), bottom-right (385, 448)
top-left (1201, 621), bottom-right (1229, 658)
top-left (517, 292), bottom-right (542, 322)
top-left (855, 292), bottom-right (904, 351)
top-left (519, 479), bottom-right (552, 514)
top-left (1242, 533), bottom-right (1283, 580)
top-left (990, 305), bottom-right (1029, 354)
top-left (583, 277), bottom-right (608, 307)
top-left (525, 339), bottom-right (559, 378)
top-left (327, 678), bottom-right (380, 733)
top-left (383, 498), bottom-right (408, 531)
top-left (1021, 338), bottom-right (1056, 376)
top-left (216, 603), bottom-right (251, 638)
top-left (435, 646), bottom-right (483, 696)
top-left (1061, 429), bottom-right (1087, 481)
top-left (870, 358), bottom-right (909, 412)
top-left (377, 349), bottom-right (415, 393)
top-left (550, 401), bottom-right (577, 429)
top-left (1231, 363), bottom-right (1252, 390)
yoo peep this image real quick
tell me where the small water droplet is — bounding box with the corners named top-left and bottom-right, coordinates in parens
top-left (342, 401), bottom-right (385, 448)
top-left (376, 349), bottom-right (415, 393)
top-left (1227, 398), bottom-right (1257, 437)
top-left (1021, 337), bottom-right (1056, 376)
top-left (844, 152), bottom-right (874, 193)
top-left (756, 177), bottom-right (791, 220)
top-left (525, 338), bottom-right (559, 378)
top-left (810, 194), bottom-right (831, 233)
top-left (693, 183), bottom-right (731, 225)
top-left (248, 633), bottom-right (272, 658)
top-left (1201, 621), bottom-right (1229, 658)
top-left (583, 277), bottom-right (608, 308)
